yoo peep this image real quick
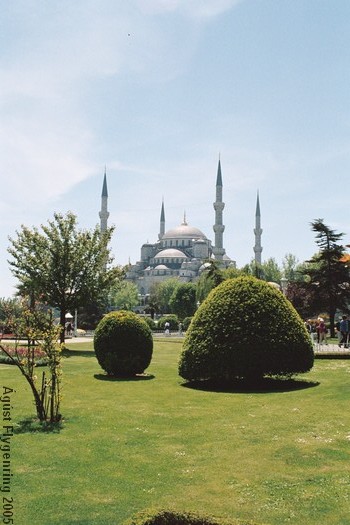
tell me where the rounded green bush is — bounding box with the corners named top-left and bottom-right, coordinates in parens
top-left (182, 316), bottom-right (193, 331)
top-left (94, 310), bottom-right (153, 376)
top-left (142, 316), bottom-right (157, 330)
top-left (179, 276), bottom-right (314, 382)
top-left (157, 315), bottom-right (179, 330)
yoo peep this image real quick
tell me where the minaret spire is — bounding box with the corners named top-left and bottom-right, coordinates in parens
top-left (99, 168), bottom-right (110, 232)
top-left (159, 198), bottom-right (165, 240)
top-left (212, 158), bottom-right (226, 260)
top-left (254, 191), bottom-right (263, 265)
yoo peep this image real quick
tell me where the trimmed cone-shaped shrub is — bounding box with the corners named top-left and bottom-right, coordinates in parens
top-left (179, 276), bottom-right (314, 382)
top-left (94, 310), bottom-right (153, 376)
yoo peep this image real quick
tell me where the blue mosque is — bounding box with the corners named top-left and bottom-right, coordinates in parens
top-left (99, 160), bottom-right (263, 296)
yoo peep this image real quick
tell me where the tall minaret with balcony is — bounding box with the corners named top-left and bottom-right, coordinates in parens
top-left (212, 159), bottom-right (226, 261)
top-left (254, 191), bottom-right (263, 265)
top-left (158, 199), bottom-right (165, 240)
top-left (99, 169), bottom-right (109, 233)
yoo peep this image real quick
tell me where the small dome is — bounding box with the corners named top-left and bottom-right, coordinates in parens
top-left (154, 264), bottom-right (169, 270)
top-left (155, 248), bottom-right (188, 259)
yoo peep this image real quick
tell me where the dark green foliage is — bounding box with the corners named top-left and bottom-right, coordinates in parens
top-left (157, 315), bottom-right (179, 330)
top-left (169, 283), bottom-right (197, 320)
top-left (179, 276), bottom-right (314, 382)
top-left (122, 509), bottom-right (258, 525)
top-left (182, 316), bottom-right (193, 331)
top-left (94, 310), bottom-right (153, 376)
top-left (303, 219), bottom-right (350, 336)
top-left (142, 316), bottom-right (157, 330)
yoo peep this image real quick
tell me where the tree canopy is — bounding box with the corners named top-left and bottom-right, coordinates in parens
top-left (8, 212), bottom-right (119, 341)
top-left (169, 282), bottom-right (197, 320)
top-left (109, 281), bottom-right (139, 311)
top-left (302, 219), bottom-right (349, 335)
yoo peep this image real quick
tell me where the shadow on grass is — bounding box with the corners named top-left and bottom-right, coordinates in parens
top-left (62, 348), bottom-right (95, 358)
top-left (14, 417), bottom-right (64, 434)
top-left (94, 373), bottom-right (155, 382)
top-left (181, 377), bottom-right (320, 394)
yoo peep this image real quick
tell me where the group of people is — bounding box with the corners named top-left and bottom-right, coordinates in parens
top-left (305, 314), bottom-right (349, 347)
top-left (305, 317), bottom-right (328, 344)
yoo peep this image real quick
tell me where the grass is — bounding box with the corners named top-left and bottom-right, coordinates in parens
top-left (2, 338), bottom-right (350, 525)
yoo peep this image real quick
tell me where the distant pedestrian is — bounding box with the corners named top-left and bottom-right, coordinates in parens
top-left (335, 317), bottom-right (342, 345)
top-left (164, 321), bottom-right (170, 336)
top-left (305, 319), bottom-right (316, 343)
top-left (339, 315), bottom-right (349, 348)
top-left (317, 318), bottom-right (328, 345)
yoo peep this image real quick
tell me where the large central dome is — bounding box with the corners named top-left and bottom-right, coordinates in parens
top-left (162, 221), bottom-right (207, 240)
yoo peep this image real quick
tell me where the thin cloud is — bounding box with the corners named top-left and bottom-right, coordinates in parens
top-left (137, 0), bottom-right (243, 18)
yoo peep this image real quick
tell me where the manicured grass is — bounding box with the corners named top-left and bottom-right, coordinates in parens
top-left (2, 339), bottom-right (350, 524)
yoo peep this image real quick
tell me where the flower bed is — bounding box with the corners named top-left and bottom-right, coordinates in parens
top-left (0, 345), bottom-right (48, 366)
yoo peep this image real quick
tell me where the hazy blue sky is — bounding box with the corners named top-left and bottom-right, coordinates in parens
top-left (1, 0), bottom-right (350, 297)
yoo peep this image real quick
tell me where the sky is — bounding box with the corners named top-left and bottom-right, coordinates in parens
top-left (1, 0), bottom-right (350, 297)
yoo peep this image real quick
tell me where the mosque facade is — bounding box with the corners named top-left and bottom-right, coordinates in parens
top-left (99, 160), bottom-right (263, 297)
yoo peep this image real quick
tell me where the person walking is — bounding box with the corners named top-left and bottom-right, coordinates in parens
top-left (339, 315), bottom-right (349, 348)
top-left (317, 318), bottom-right (328, 345)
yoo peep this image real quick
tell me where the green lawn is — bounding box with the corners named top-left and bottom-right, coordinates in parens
top-left (2, 339), bottom-right (350, 525)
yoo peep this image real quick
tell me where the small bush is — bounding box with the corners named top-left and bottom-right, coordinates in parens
top-left (182, 317), bottom-right (193, 331)
top-left (94, 310), bottom-right (153, 376)
top-left (179, 276), bottom-right (314, 382)
top-left (122, 509), bottom-right (259, 525)
top-left (142, 316), bottom-right (157, 330)
top-left (157, 315), bottom-right (179, 331)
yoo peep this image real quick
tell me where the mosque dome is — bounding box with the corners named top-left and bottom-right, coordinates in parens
top-left (154, 248), bottom-right (187, 259)
top-left (162, 221), bottom-right (207, 241)
top-left (154, 264), bottom-right (169, 270)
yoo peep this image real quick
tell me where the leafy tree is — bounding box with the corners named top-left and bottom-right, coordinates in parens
top-left (282, 253), bottom-right (300, 281)
top-left (0, 297), bottom-right (23, 334)
top-left (78, 266), bottom-right (126, 329)
top-left (149, 278), bottom-right (180, 314)
top-left (222, 266), bottom-right (244, 280)
top-left (109, 281), bottom-right (139, 311)
top-left (8, 212), bottom-right (118, 342)
top-left (169, 283), bottom-right (197, 320)
top-left (196, 260), bottom-right (225, 303)
top-left (286, 280), bottom-right (319, 319)
top-left (261, 257), bottom-right (282, 283)
top-left (240, 258), bottom-right (282, 282)
top-left (240, 260), bottom-right (264, 278)
top-left (302, 219), bottom-right (350, 336)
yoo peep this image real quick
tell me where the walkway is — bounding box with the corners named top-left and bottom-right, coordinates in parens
top-left (313, 342), bottom-right (350, 357)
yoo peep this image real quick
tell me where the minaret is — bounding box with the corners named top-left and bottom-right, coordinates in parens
top-left (99, 169), bottom-right (109, 232)
top-left (254, 191), bottom-right (263, 265)
top-left (212, 158), bottom-right (226, 260)
top-left (158, 199), bottom-right (165, 240)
